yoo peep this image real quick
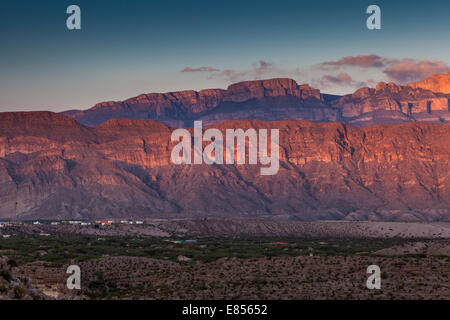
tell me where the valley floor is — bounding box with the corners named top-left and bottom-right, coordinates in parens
top-left (1, 221), bottom-right (450, 300)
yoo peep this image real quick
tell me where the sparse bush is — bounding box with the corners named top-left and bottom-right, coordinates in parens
top-left (0, 270), bottom-right (12, 282)
top-left (7, 259), bottom-right (18, 268)
top-left (14, 286), bottom-right (26, 299)
top-left (0, 279), bottom-right (8, 293)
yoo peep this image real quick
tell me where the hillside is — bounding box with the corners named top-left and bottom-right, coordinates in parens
top-left (0, 112), bottom-right (449, 221)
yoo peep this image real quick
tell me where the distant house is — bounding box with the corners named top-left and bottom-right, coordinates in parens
top-left (33, 221), bottom-right (41, 225)
top-left (100, 220), bottom-right (111, 226)
top-left (0, 223), bottom-right (4, 228)
top-left (50, 222), bottom-right (60, 225)
top-left (135, 221), bottom-right (144, 225)
top-left (39, 233), bottom-right (50, 237)
top-left (2, 235), bottom-right (11, 239)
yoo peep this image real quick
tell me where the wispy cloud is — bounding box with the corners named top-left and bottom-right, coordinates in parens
top-left (179, 56), bottom-right (449, 94)
top-left (207, 60), bottom-right (276, 82)
top-left (180, 66), bottom-right (220, 73)
top-left (314, 73), bottom-right (367, 89)
top-left (382, 59), bottom-right (449, 83)
top-left (321, 73), bottom-right (353, 85)
top-left (320, 54), bottom-right (391, 69)
top-left (318, 54), bottom-right (450, 84)
top-left (214, 69), bottom-right (248, 82)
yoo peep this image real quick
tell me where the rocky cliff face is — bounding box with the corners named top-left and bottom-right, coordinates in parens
top-left (62, 76), bottom-right (450, 128)
top-left (62, 78), bottom-right (339, 127)
top-left (0, 112), bottom-right (449, 221)
top-left (408, 72), bottom-right (450, 94)
top-left (331, 81), bottom-right (450, 125)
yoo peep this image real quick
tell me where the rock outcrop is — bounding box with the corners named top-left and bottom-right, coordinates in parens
top-left (408, 72), bottom-right (450, 94)
top-left (331, 81), bottom-right (450, 126)
top-left (0, 256), bottom-right (48, 300)
top-left (0, 112), bottom-right (449, 221)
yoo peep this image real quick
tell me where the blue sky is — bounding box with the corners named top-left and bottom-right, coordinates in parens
top-left (0, 0), bottom-right (449, 112)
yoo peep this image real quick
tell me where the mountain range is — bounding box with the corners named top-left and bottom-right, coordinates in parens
top-left (0, 73), bottom-right (449, 221)
top-left (62, 73), bottom-right (450, 127)
top-left (0, 112), bottom-right (449, 221)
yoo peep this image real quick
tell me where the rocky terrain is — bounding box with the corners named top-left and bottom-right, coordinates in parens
top-left (157, 220), bottom-right (450, 238)
top-left (330, 81), bottom-right (450, 126)
top-left (408, 72), bottom-right (450, 94)
top-left (62, 75), bottom-right (450, 127)
top-left (3, 221), bottom-right (450, 238)
top-left (0, 112), bottom-right (449, 220)
top-left (0, 256), bottom-right (48, 300)
top-left (73, 255), bottom-right (450, 300)
top-left (375, 241), bottom-right (450, 256)
top-left (6, 238), bottom-right (450, 300)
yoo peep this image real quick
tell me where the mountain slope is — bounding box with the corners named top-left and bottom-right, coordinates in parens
top-left (0, 112), bottom-right (449, 221)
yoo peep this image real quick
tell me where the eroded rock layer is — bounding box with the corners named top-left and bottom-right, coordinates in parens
top-left (0, 112), bottom-right (449, 221)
